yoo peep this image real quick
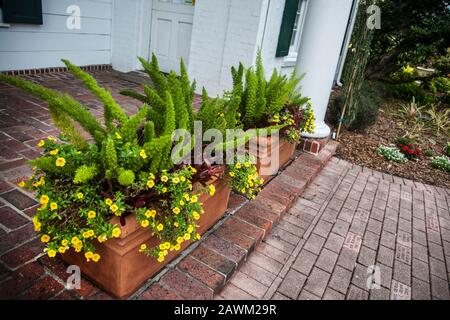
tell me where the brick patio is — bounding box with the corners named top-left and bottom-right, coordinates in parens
top-left (0, 70), bottom-right (449, 300)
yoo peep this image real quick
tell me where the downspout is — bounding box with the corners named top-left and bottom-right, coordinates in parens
top-left (335, 0), bottom-right (359, 86)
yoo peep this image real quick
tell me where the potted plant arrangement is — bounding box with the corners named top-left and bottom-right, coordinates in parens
top-left (0, 57), bottom-right (263, 298)
top-left (228, 51), bottom-right (316, 180)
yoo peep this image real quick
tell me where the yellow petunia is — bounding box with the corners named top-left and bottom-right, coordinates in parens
top-left (105, 198), bottom-right (113, 206)
top-left (110, 204), bottom-right (119, 213)
top-left (115, 132), bottom-right (122, 140)
top-left (58, 247), bottom-right (67, 254)
top-left (174, 222), bottom-right (179, 227)
top-left (18, 181), bottom-right (25, 188)
top-left (180, 176), bottom-right (186, 182)
top-left (175, 244), bottom-right (181, 251)
top-left (37, 140), bottom-right (45, 147)
top-left (193, 212), bottom-right (200, 220)
top-left (235, 163), bottom-right (242, 169)
top-left (112, 227), bottom-right (121, 238)
top-left (177, 237), bottom-right (184, 244)
top-left (195, 233), bottom-right (201, 240)
top-left (187, 225), bottom-right (194, 233)
top-left (157, 256), bottom-right (164, 263)
top-left (140, 149), bottom-right (147, 159)
top-left (162, 187), bottom-right (168, 193)
top-left (55, 157), bottom-right (66, 167)
top-left (172, 207), bottom-right (180, 215)
top-left (161, 175), bottom-right (169, 182)
top-left (50, 202), bottom-right (58, 211)
top-left (61, 239), bottom-right (69, 247)
top-left (71, 236), bottom-right (81, 245)
top-left (140, 219), bottom-right (149, 228)
top-left (88, 210), bottom-right (96, 219)
top-left (85, 251), bottom-right (94, 262)
top-left (244, 162), bottom-right (251, 168)
top-left (92, 253), bottom-right (100, 262)
top-left (147, 180), bottom-right (155, 188)
top-left (97, 234), bottom-right (107, 243)
top-left (229, 172), bottom-right (235, 177)
top-left (179, 200), bottom-right (185, 206)
top-left (41, 234), bottom-right (50, 243)
top-left (156, 223), bottom-right (164, 231)
top-left (76, 192), bottom-right (84, 200)
top-left (49, 149), bottom-right (58, 155)
top-left (209, 185), bottom-right (216, 196)
top-left (140, 244), bottom-right (147, 251)
top-left (183, 233), bottom-right (191, 241)
top-left (190, 195), bottom-right (198, 203)
top-left (172, 177), bottom-right (180, 184)
top-left (183, 194), bottom-right (190, 201)
top-left (40, 195), bottom-right (49, 205)
top-left (47, 136), bottom-right (56, 141)
top-left (47, 249), bottom-right (56, 258)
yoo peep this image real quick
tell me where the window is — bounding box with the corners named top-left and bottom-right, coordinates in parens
top-left (275, 0), bottom-right (308, 61)
top-left (2, 0), bottom-right (43, 25)
top-left (287, 0), bottom-right (308, 58)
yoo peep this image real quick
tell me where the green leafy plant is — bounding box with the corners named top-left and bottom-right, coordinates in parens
top-left (445, 142), bottom-right (450, 157)
top-left (376, 145), bottom-right (407, 163)
top-left (431, 155), bottom-right (450, 172)
top-left (227, 155), bottom-right (264, 200)
top-left (424, 104), bottom-right (450, 137)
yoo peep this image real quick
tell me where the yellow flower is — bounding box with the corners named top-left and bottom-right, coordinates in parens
top-left (47, 249), bottom-right (56, 258)
top-left (115, 132), bottom-right (122, 140)
top-left (140, 219), bottom-right (149, 228)
top-left (74, 244), bottom-right (82, 252)
top-left (183, 194), bottom-right (190, 201)
top-left (183, 233), bottom-right (191, 241)
top-left (156, 223), bottom-right (164, 231)
top-left (190, 195), bottom-right (198, 203)
top-left (76, 192), bottom-right (84, 199)
top-left (55, 157), bottom-right (66, 167)
top-left (61, 239), bottom-right (69, 247)
top-left (112, 227), bottom-right (121, 238)
top-left (157, 256), bottom-right (164, 263)
top-left (175, 244), bottom-right (181, 251)
top-left (180, 176), bottom-right (186, 182)
top-left (190, 167), bottom-right (197, 173)
top-left (147, 180), bottom-right (155, 188)
top-left (193, 212), bottom-right (200, 220)
top-left (187, 225), bottom-right (194, 233)
top-left (140, 244), bottom-right (147, 251)
top-left (33, 220), bottom-right (41, 232)
top-left (209, 185), bottom-right (216, 196)
top-left (41, 234), bottom-right (50, 243)
top-left (47, 136), bottom-right (56, 141)
top-left (195, 233), bottom-right (201, 240)
top-left (18, 181), bottom-right (25, 188)
top-left (37, 140), bottom-right (45, 147)
top-left (40, 195), bottom-right (49, 205)
top-left (174, 222), bottom-right (179, 227)
top-left (58, 247), bottom-right (67, 254)
top-left (140, 149), bottom-right (147, 159)
top-left (71, 236), bottom-right (81, 245)
top-left (85, 251), bottom-right (94, 262)
top-left (49, 149), bottom-right (58, 155)
top-left (162, 187), bottom-right (168, 193)
top-left (83, 231), bottom-right (91, 239)
top-left (110, 204), bottom-right (119, 213)
top-left (97, 234), bottom-right (107, 243)
top-left (92, 253), bottom-right (100, 262)
top-left (50, 202), bottom-right (58, 211)
top-left (161, 175), bottom-right (169, 182)
top-left (229, 172), bottom-right (235, 177)
top-left (159, 243), bottom-right (165, 250)
top-left (179, 200), bottom-right (185, 206)
top-left (235, 163), bottom-right (242, 169)
top-left (172, 177), bottom-right (180, 184)
top-left (172, 207), bottom-right (180, 215)
top-left (244, 162), bottom-right (251, 168)
top-left (241, 188), bottom-right (246, 193)
top-left (105, 198), bottom-right (113, 206)
top-left (87, 210), bottom-right (96, 219)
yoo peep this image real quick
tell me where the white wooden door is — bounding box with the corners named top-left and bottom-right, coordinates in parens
top-left (150, 0), bottom-right (194, 73)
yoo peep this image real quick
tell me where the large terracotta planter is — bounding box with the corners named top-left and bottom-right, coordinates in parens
top-left (250, 136), bottom-right (296, 181)
top-left (61, 178), bottom-right (231, 298)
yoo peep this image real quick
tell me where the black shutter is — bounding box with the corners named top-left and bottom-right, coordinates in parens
top-left (275, 0), bottom-right (299, 57)
top-left (3, 0), bottom-right (43, 24)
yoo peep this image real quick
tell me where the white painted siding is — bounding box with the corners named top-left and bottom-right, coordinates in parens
top-left (0, 0), bottom-right (112, 71)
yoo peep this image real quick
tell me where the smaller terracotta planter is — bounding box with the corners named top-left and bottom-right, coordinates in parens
top-left (62, 178), bottom-right (231, 299)
top-left (250, 136), bottom-right (296, 181)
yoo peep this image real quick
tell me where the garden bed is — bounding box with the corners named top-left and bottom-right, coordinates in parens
top-left (335, 102), bottom-right (450, 189)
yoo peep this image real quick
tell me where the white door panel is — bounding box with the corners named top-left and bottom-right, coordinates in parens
top-left (150, 0), bottom-right (194, 73)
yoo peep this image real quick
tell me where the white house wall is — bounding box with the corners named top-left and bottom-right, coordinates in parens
top-left (0, 0), bottom-right (113, 71)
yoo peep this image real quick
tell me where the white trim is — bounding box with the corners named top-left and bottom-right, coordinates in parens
top-left (283, 0), bottom-right (309, 67)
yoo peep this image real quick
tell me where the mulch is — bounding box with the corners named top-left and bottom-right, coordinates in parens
top-left (333, 103), bottom-right (450, 189)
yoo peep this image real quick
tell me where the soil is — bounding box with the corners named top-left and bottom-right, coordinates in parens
top-left (332, 102), bottom-right (450, 189)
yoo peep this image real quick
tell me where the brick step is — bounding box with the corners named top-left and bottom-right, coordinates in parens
top-left (140, 141), bottom-right (339, 300)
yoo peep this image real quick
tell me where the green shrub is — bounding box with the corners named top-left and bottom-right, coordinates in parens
top-left (392, 82), bottom-right (436, 105)
top-left (429, 77), bottom-right (450, 94)
top-left (376, 146), bottom-right (407, 163)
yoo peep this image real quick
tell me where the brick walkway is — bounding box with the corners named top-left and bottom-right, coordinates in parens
top-left (1, 70), bottom-right (449, 300)
top-left (217, 158), bottom-right (450, 300)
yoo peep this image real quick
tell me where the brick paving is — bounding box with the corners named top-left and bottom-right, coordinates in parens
top-left (1, 70), bottom-right (449, 300)
top-left (217, 158), bottom-right (450, 300)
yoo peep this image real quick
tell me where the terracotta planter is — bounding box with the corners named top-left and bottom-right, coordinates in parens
top-left (61, 178), bottom-right (231, 299)
top-left (250, 136), bottom-right (296, 181)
